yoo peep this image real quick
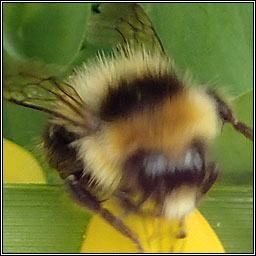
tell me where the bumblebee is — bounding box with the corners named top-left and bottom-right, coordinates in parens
top-left (3, 3), bottom-right (253, 253)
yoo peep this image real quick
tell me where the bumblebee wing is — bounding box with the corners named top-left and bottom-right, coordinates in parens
top-left (3, 70), bottom-right (92, 130)
top-left (86, 3), bottom-right (166, 56)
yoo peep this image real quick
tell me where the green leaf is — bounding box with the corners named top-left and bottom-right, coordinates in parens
top-left (3, 100), bottom-right (46, 148)
top-left (3, 3), bottom-right (91, 66)
top-left (148, 3), bottom-right (253, 96)
top-left (3, 184), bottom-right (92, 253)
top-left (199, 186), bottom-right (253, 253)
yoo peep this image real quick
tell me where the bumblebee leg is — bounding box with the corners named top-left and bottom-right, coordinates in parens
top-left (201, 162), bottom-right (219, 195)
top-left (66, 175), bottom-right (143, 253)
top-left (207, 89), bottom-right (253, 141)
top-left (176, 218), bottom-right (186, 239)
top-left (116, 190), bottom-right (152, 219)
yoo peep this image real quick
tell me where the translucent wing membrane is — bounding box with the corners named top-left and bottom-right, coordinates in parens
top-left (3, 70), bottom-right (88, 129)
top-left (86, 3), bottom-right (166, 56)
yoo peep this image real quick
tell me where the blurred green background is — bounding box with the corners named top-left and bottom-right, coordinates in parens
top-left (3, 3), bottom-right (253, 253)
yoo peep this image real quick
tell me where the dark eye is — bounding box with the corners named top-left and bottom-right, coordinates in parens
top-left (123, 150), bottom-right (168, 190)
top-left (142, 153), bottom-right (168, 178)
top-left (175, 148), bottom-right (203, 172)
top-left (124, 150), bottom-right (168, 176)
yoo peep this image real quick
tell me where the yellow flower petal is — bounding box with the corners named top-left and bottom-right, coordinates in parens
top-left (81, 202), bottom-right (225, 253)
top-left (3, 138), bottom-right (46, 184)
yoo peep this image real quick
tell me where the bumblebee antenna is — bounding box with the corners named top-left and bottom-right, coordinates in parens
top-left (207, 89), bottom-right (253, 141)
